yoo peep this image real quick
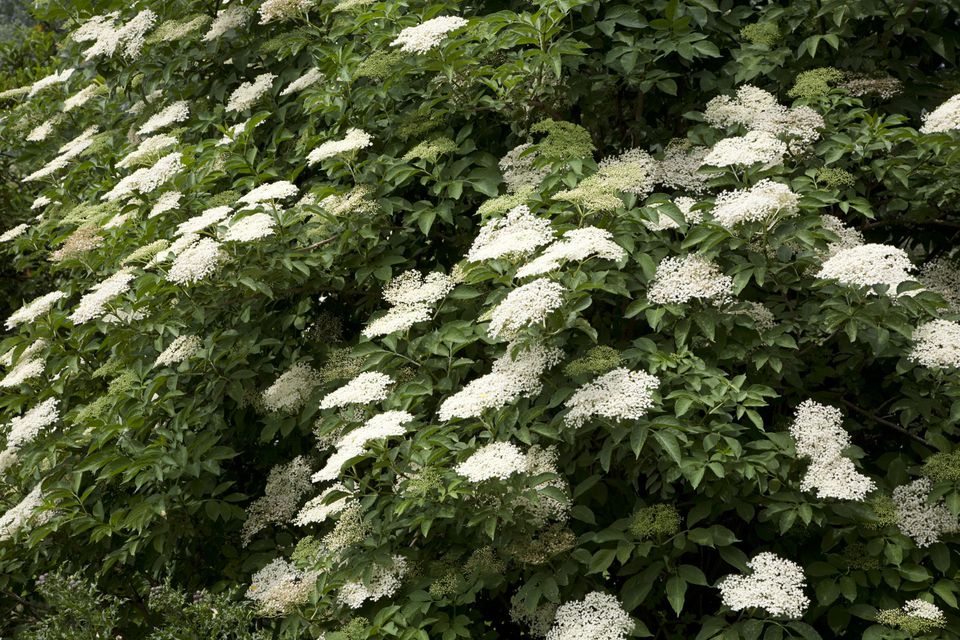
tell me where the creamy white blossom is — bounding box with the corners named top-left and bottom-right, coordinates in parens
top-left (0, 224), bottom-right (28, 242)
top-left (281, 68), bottom-right (323, 96)
top-left (788, 400), bottom-right (875, 500)
top-left (176, 206), bottom-right (233, 236)
top-left (319, 372), bottom-right (393, 409)
top-left (455, 441), bottom-right (527, 482)
top-left (595, 148), bottom-right (658, 197)
top-left (545, 592), bottom-right (632, 640)
top-left (222, 213), bottom-right (277, 242)
top-left (391, 16), bottom-right (468, 54)
top-left (242, 456), bottom-right (313, 545)
top-left (30, 195), bottom-right (52, 210)
top-left (5, 291), bottom-right (67, 329)
top-left (902, 599), bottom-right (946, 622)
top-left (0, 485), bottom-right (52, 540)
top-left (908, 319), bottom-right (960, 369)
top-left (102, 152), bottom-right (183, 201)
top-left (246, 558), bottom-right (319, 616)
top-left (5, 398), bottom-right (59, 449)
top-left (259, 0), bottom-right (316, 24)
top-left (816, 244), bottom-right (916, 294)
top-left (63, 83), bottom-right (100, 112)
top-left (717, 552), bottom-right (809, 618)
top-left (28, 68), bottom-right (74, 98)
top-left (364, 271), bottom-right (455, 338)
top-left (262, 363), bottom-right (322, 412)
top-left (203, 5), bottom-right (252, 41)
top-left (154, 335), bottom-right (202, 368)
top-left (0, 356), bottom-right (45, 388)
top-left (517, 227), bottom-right (626, 278)
top-left (647, 255), bottom-right (734, 305)
top-left (238, 181), bottom-right (298, 206)
top-left (704, 131), bottom-right (787, 167)
top-left (311, 411), bottom-right (414, 482)
top-left (920, 93), bottom-right (960, 134)
top-left (564, 368), bottom-right (659, 429)
top-left (488, 279), bottom-right (564, 340)
top-left (226, 73), bottom-right (277, 113)
top-left (820, 214), bottom-right (864, 256)
top-left (893, 478), bottom-right (960, 547)
top-left (338, 556), bottom-right (408, 609)
top-left (711, 179), bottom-right (800, 228)
top-left (27, 119), bottom-right (56, 142)
top-left (467, 205), bottom-right (554, 262)
top-left (306, 128), bottom-right (373, 165)
top-left (137, 101), bottom-right (189, 136)
top-left (294, 483), bottom-right (355, 526)
top-left (438, 343), bottom-right (563, 420)
top-left (149, 191), bottom-right (182, 218)
top-left (166, 237), bottom-right (225, 285)
top-left (69, 270), bottom-right (136, 324)
top-left (117, 133), bottom-right (178, 168)
top-left (363, 305), bottom-right (433, 338)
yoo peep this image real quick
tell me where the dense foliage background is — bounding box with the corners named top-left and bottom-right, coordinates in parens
top-left (1, 0), bottom-right (960, 638)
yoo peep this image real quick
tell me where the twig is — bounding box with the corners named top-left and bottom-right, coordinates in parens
top-left (837, 398), bottom-right (930, 447)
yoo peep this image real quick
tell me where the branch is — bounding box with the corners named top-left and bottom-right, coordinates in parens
top-left (837, 398), bottom-right (930, 447)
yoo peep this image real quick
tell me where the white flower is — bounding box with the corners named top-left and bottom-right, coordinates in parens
top-left (70, 270), bottom-right (136, 324)
top-left (516, 227), bottom-right (626, 278)
top-left (455, 441), bottom-right (526, 482)
top-left (294, 483), bottom-right (355, 526)
top-left (438, 343), bottom-right (563, 421)
top-left (226, 73), bottom-right (277, 113)
top-left (102, 152), bottom-right (184, 201)
top-left (319, 372), bottom-right (392, 409)
top-left (920, 93), bottom-right (960, 134)
top-left (137, 101), bottom-right (189, 136)
top-left (0, 356), bottom-right (45, 388)
top-left (259, 0), bottom-right (316, 24)
top-left (647, 255), bottom-right (734, 305)
top-left (5, 398), bottom-right (59, 449)
top-left (306, 128), bottom-right (373, 165)
top-left (203, 5), bottom-right (252, 41)
top-left (499, 143), bottom-right (548, 192)
top-left (30, 196), bottom-right (52, 210)
top-left (241, 456), bottom-right (313, 545)
top-left (27, 119), bottom-right (56, 142)
top-left (116, 133), bottom-right (178, 168)
top-left (166, 238), bottom-right (225, 285)
top-left (893, 478), bottom-right (960, 547)
top-left (816, 243), bottom-right (916, 294)
top-left (5, 291), bottom-right (67, 329)
top-left (488, 278), bottom-right (565, 340)
top-left (391, 16), bottom-right (468, 54)
top-left (222, 213), bottom-right (277, 242)
top-left (262, 363), bottom-right (322, 412)
top-left (908, 319), bottom-right (960, 369)
top-left (281, 68), bottom-right (323, 96)
top-left (80, 10), bottom-right (156, 59)
top-left (467, 205), bottom-right (554, 263)
top-left (0, 224), bottom-right (28, 242)
top-left (564, 368), bottom-right (659, 429)
top-left (246, 558), bottom-right (319, 616)
top-left (238, 181), bottom-right (298, 206)
top-left (902, 599), bottom-right (946, 622)
top-left (311, 411), bottom-right (413, 482)
top-left (28, 68), bottom-right (74, 97)
top-left (643, 197), bottom-right (701, 231)
top-left (717, 552), bottom-right (810, 618)
top-left (704, 131), bottom-right (787, 167)
top-left (788, 400), bottom-right (875, 500)
top-left (363, 271), bottom-right (455, 338)
top-left (820, 214), bottom-right (864, 256)
top-left (337, 556), bottom-right (408, 609)
top-left (176, 206), bottom-right (233, 236)
top-left (0, 485), bottom-right (52, 540)
top-left (711, 180), bottom-right (800, 228)
top-left (655, 142), bottom-right (710, 193)
top-left (149, 191), bottom-right (182, 218)
top-left (363, 305), bottom-right (432, 338)
top-left (63, 83), bottom-right (100, 112)
top-left (545, 592), bottom-right (632, 640)
top-left (154, 335), bottom-right (202, 368)
top-left (595, 148), bottom-right (658, 197)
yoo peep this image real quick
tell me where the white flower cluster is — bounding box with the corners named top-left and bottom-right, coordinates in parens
top-left (643, 197), bottom-right (700, 231)
top-left (281, 68), bottom-right (323, 96)
top-left (364, 271), bottom-right (455, 338)
top-left (820, 214), bottom-right (864, 256)
top-left (319, 371), bottom-right (393, 409)
top-left (647, 254), bottom-right (734, 305)
top-left (705, 85), bottom-right (824, 150)
top-left (908, 320), bottom-right (960, 369)
top-left (70, 270), bottom-right (136, 324)
top-left (102, 152), bottom-right (183, 201)
top-left (788, 400), bottom-right (875, 500)
top-left (311, 411), bottom-right (414, 483)
top-left (306, 128), bottom-right (373, 165)
top-left (24, 126), bottom-right (99, 182)
top-left (704, 130), bottom-right (786, 167)
top-left (467, 205), bottom-right (554, 262)
top-left (246, 558), bottom-right (319, 616)
top-left (6, 291), bottom-right (67, 329)
top-left (203, 5), bottom-right (252, 41)
top-left (241, 456), bottom-right (313, 545)
top-left (902, 599), bottom-right (946, 622)
top-left (564, 368), bottom-right (659, 429)
top-left (455, 441), bottom-right (527, 482)
top-left (262, 363), bottom-right (322, 412)
top-left (545, 592), bottom-right (632, 640)
top-left (238, 181), bottom-right (299, 206)
top-left (920, 93), bottom-right (960, 134)
top-left (517, 227), bottom-right (626, 278)
top-left (595, 148), bottom-right (658, 197)
top-left (31, 196), bottom-right (51, 210)
top-left (27, 68), bottom-right (74, 97)
top-left (500, 143), bottom-right (548, 192)
top-left (717, 552), bottom-right (810, 618)
top-left (176, 206), bottom-right (233, 236)
top-left (294, 483), bottom-right (355, 526)
top-left (5, 397), bottom-right (59, 449)
top-left (0, 485), bottom-right (51, 540)
top-left (77, 10), bottom-right (157, 60)
top-left (391, 16), bottom-right (469, 54)
top-left (166, 237), bottom-right (225, 285)
top-left (338, 556), bottom-right (408, 609)
top-left (523, 445), bottom-right (571, 524)
top-left (711, 179), bottom-right (799, 228)
top-left (150, 191), bottom-right (182, 218)
top-left (27, 119), bottom-right (56, 142)
top-left (511, 593), bottom-right (557, 638)
top-left (117, 133), bottom-right (178, 168)
top-left (137, 101), bottom-right (190, 136)
top-left (919, 256), bottom-right (960, 312)
top-left (154, 335), bottom-right (202, 368)
top-left (222, 212), bottom-right (277, 242)
top-left (816, 244), bottom-right (916, 294)
top-left (438, 343), bottom-right (563, 420)
top-left (488, 278), bottom-right (565, 340)
top-left (226, 73), bottom-right (277, 113)
top-left (655, 141), bottom-right (710, 193)
top-left (892, 478), bottom-right (960, 547)
top-left (63, 83), bottom-right (100, 112)
top-left (0, 354), bottom-right (45, 388)
top-left (0, 224), bottom-right (28, 242)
